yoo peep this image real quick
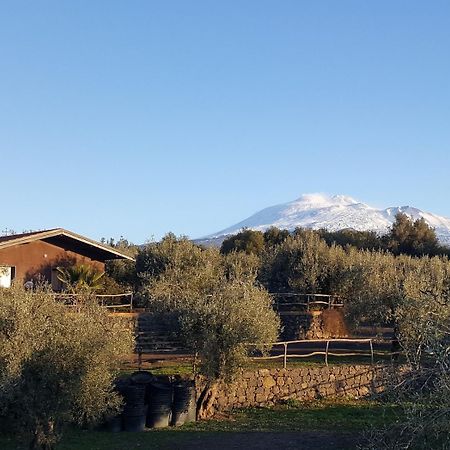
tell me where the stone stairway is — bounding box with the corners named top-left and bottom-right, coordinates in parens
top-left (134, 312), bottom-right (184, 354)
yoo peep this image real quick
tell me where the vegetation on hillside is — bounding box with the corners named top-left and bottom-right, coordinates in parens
top-left (214, 215), bottom-right (450, 330)
top-left (18, 214), bottom-right (445, 447)
top-left (221, 213), bottom-right (449, 258)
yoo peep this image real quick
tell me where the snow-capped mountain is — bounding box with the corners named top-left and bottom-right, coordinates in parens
top-left (203, 194), bottom-right (450, 246)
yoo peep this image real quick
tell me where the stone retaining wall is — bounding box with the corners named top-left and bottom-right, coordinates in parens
top-left (203, 364), bottom-right (398, 416)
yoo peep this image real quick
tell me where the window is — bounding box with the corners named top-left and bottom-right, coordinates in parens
top-left (0, 266), bottom-right (15, 288)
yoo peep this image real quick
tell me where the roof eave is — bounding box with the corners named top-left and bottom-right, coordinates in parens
top-left (0, 228), bottom-right (135, 262)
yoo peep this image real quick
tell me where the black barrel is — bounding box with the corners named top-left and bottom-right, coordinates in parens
top-left (146, 381), bottom-right (173, 428)
top-left (130, 371), bottom-right (154, 405)
top-left (123, 384), bottom-right (146, 406)
top-left (130, 370), bottom-right (155, 386)
top-left (171, 380), bottom-right (196, 426)
top-left (123, 405), bottom-right (148, 432)
top-left (105, 415), bottom-right (122, 433)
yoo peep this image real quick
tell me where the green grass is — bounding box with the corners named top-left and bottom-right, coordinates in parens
top-left (247, 354), bottom-right (397, 370)
top-left (147, 364), bottom-right (193, 376)
top-left (119, 363), bottom-right (193, 378)
top-left (0, 399), bottom-right (403, 450)
top-left (182, 399), bottom-right (403, 432)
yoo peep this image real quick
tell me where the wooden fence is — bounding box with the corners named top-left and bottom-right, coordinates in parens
top-left (250, 338), bottom-right (379, 368)
top-left (52, 292), bottom-right (134, 311)
top-left (272, 293), bottom-right (344, 312)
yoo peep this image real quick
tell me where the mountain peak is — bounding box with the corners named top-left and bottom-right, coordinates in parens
top-left (293, 193), bottom-right (359, 207)
top-left (204, 194), bottom-right (450, 246)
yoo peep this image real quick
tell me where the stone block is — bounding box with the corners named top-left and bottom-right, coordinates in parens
top-left (359, 386), bottom-right (370, 396)
top-left (255, 393), bottom-right (267, 403)
top-left (281, 386), bottom-right (290, 395)
top-left (217, 396), bottom-right (228, 407)
top-left (263, 376), bottom-right (276, 389)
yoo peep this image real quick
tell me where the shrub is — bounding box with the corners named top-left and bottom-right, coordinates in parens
top-left (0, 285), bottom-right (134, 450)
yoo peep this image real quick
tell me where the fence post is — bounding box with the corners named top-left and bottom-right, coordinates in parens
top-left (283, 342), bottom-right (288, 369)
top-left (192, 351), bottom-right (198, 376)
top-left (369, 339), bottom-right (374, 365)
top-left (130, 293), bottom-right (134, 312)
top-left (137, 347), bottom-right (142, 371)
top-left (325, 340), bottom-right (330, 366)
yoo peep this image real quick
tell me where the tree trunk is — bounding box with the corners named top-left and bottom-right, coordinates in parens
top-left (29, 420), bottom-right (56, 450)
top-left (196, 380), bottom-right (220, 420)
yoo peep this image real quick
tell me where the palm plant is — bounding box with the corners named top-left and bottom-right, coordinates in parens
top-left (56, 264), bottom-right (105, 293)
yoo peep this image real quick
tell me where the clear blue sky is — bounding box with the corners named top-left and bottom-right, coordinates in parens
top-left (1, 1), bottom-right (449, 243)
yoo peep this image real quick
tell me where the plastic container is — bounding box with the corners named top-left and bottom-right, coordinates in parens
top-left (171, 380), bottom-right (196, 426)
top-left (146, 381), bottom-right (173, 428)
top-left (123, 405), bottom-right (148, 432)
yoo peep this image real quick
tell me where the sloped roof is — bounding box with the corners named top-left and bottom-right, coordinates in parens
top-left (0, 229), bottom-right (135, 262)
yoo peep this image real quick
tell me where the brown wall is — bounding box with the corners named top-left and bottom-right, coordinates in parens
top-left (0, 240), bottom-right (105, 283)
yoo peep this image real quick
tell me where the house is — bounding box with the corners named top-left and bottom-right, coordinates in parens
top-left (0, 228), bottom-right (134, 289)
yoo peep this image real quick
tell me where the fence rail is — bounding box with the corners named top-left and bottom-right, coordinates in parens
top-left (250, 338), bottom-right (375, 368)
top-left (272, 293), bottom-right (344, 312)
top-left (52, 292), bottom-right (134, 311)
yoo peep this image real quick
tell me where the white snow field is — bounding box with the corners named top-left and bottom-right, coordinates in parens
top-left (204, 194), bottom-right (450, 246)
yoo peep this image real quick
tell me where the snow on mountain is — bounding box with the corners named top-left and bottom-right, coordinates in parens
top-left (204, 194), bottom-right (450, 246)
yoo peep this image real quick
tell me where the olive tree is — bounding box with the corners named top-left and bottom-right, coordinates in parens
top-left (259, 230), bottom-right (330, 294)
top-left (362, 259), bottom-right (450, 449)
top-left (103, 237), bottom-right (139, 290)
top-left (220, 229), bottom-right (265, 255)
top-left (0, 285), bottom-right (134, 450)
top-left (139, 235), bottom-right (279, 417)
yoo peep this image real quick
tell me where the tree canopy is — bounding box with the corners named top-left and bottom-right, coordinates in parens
top-left (220, 229), bottom-right (266, 255)
top-left (0, 285), bottom-right (133, 450)
top-left (139, 235), bottom-right (279, 381)
top-left (218, 214), bottom-right (448, 260)
top-left (387, 212), bottom-right (443, 256)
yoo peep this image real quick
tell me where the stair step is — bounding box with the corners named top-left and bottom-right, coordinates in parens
top-left (132, 313), bottom-right (183, 354)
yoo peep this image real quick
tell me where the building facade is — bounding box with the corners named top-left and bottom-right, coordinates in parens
top-left (0, 228), bottom-right (133, 289)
